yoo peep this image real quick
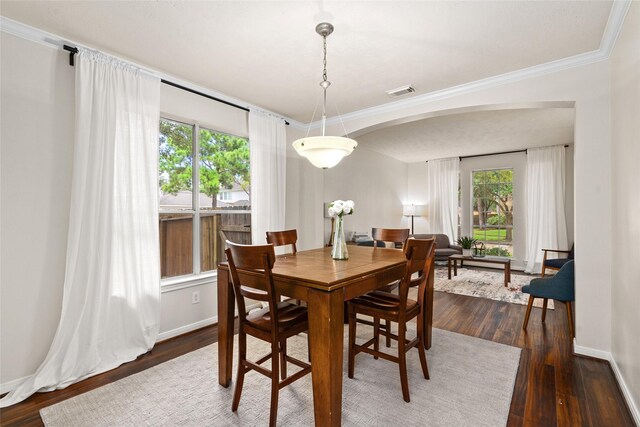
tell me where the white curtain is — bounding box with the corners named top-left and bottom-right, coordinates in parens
top-left (249, 110), bottom-right (287, 245)
top-left (524, 145), bottom-right (568, 273)
top-left (1, 50), bottom-right (161, 407)
top-left (426, 157), bottom-right (460, 242)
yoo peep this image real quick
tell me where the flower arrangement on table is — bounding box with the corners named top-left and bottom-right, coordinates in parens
top-left (327, 199), bottom-right (355, 218)
top-left (328, 200), bottom-right (354, 260)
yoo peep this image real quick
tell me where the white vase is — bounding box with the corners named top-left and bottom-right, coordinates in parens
top-left (331, 216), bottom-right (348, 260)
top-left (462, 248), bottom-right (472, 257)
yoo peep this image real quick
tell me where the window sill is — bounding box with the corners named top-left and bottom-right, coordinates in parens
top-left (161, 271), bottom-right (218, 293)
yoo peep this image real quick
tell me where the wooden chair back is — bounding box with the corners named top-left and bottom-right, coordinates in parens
top-left (225, 241), bottom-right (278, 325)
top-left (372, 228), bottom-right (410, 248)
top-left (266, 229), bottom-right (298, 254)
top-left (398, 238), bottom-right (436, 318)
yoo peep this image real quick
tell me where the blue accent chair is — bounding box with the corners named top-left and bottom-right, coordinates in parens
top-left (522, 260), bottom-right (575, 337)
top-left (541, 244), bottom-right (574, 277)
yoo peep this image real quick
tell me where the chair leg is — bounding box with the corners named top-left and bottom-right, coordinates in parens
top-left (523, 297), bottom-right (535, 330)
top-left (416, 315), bottom-right (430, 380)
top-left (348, 305), bottom-right (357, 379)
top-left (385, 319), bottom-right (392, 347)
top-left (232, 332), bottom-right (247, 411)
top-left (373, 317), bottom-right (380, 360)
top-left (269, 340), bottom-right (279, 427)
top-left (541, 299), bottom-right (548, 323)
top-left (280, 338), bottom-right (287, 380)
top-left (565, 301), bottom-right (575, 338)
top-left (397, 322), bottom-right (410, 402)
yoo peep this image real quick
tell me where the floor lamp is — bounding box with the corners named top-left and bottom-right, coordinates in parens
top-left (403, 204), bottom-right (423, 235)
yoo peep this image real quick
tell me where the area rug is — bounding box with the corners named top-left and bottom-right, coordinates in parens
top-left (433, 266), bottom-right (554, 309)
top-left (40, 325), bottom-right (521, 426)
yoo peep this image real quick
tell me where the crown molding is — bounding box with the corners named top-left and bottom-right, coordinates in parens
top-left (309, 0), bottom-right (632, 131)
top-left (2, 0), bottom-right (632, 132)
top-left (316, 49), bottom-right (608, 130)
top-left (0, 16), bottom-right (299, 128)
top-left (599, 0), bottom-right (632, 56)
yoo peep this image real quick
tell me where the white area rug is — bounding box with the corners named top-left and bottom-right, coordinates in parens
top-left (433, 266), bottom-right (554, 309)
top-left (41, 326), bottom-right (521, 426)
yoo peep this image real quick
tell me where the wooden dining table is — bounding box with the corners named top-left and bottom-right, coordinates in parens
top-left (217, 245), bottom-right (435, 426)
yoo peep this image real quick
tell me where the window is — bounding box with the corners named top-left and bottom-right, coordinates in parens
top-left (219, 191), bottom-right (231, 201)
top-left (472, 169), bottom-right (513, 257)
top-left (159, 118), bottom-right (251, 279)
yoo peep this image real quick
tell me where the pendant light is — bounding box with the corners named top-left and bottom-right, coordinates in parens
top-left (292, 23), bottom-right (357, 169)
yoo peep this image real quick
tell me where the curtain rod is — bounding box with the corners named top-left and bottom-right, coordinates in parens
top-left (62, 45), bottom-right (289, 126)
top-left (424, 145), bottom-right (570, 162)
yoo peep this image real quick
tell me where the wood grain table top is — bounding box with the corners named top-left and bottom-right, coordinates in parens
top-left (270, 246), bottom-right (407, 291)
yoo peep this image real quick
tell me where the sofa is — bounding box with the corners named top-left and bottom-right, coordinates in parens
top-left (410, 234), bottom-right (462, 261)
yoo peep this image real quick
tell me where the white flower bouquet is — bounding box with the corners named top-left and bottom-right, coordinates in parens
top-left (327, 199), bottom-right (355, 218)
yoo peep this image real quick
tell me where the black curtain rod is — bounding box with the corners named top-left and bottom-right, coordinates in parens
top-left (425, 145), bottom-right (570, 162)
top-left (62, 45), bottom-right (289, 126)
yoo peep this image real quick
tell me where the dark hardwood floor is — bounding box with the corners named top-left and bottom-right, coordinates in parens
top-left (1, 291), bottom-right (635, 426)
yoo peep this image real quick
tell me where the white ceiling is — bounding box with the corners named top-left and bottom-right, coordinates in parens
top-left (356, 107), bottom-right (575, 163)
top-left (1, 1), bottom-right (612, 124)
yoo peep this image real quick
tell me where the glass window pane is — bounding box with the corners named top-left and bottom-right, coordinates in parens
top-left (160, 213), bottom-right (193, 278)
top-left (199, 128), bottom-right (250, 211)
top-left (159, 119), bottom-right (194, 212)
top-left (200, 213), bottom-right (219, 272)
top-left (471, 168), bottom-right (514, 258)
top-left (201, 211), bottom-right (252, 273)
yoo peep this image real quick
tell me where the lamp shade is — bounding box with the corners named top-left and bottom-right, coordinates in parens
top-left (292, 136), bottom-right (357, 169)
top-left (403, 204), bottom-right (423, 217)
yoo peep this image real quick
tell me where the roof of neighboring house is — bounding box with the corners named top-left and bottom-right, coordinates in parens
top-left (160, 190), bottom-right (249, 209)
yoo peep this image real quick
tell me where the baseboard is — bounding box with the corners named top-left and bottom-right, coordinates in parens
top-left (574, 339), bottom-right (640, 425)
top-left (156, 316), bottom-right (218, 342)
top-left (609, 355), bottom-right (640, 426)
top-left (155, 302), bottom-right (262, 343)
top-left (573, 340), bottom-right (612, 360)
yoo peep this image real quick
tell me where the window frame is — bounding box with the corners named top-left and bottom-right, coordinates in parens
top-left (470, 167), bottom-right (514, 257)
top-left (159, 114), bottom-right (251, 288)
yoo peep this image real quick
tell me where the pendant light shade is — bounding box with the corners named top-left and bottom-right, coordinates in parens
top-left (292, 23), bottom-right (357, 169)
top-left (292, 136), bottom-right (357, 169)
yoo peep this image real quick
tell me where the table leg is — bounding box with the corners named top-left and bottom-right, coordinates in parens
top-left (424, 261), bottom-right (434, 350)
top-left (453, 259), bottom-right (458, 276)
top-left (217, 267), bottom-right (234, 387)
top-left (504, 262), bottom-right (511, 287)
top-left (448, 258), bottom-right (452, 279)
top-left (307, 288), bottom-right (345, 427)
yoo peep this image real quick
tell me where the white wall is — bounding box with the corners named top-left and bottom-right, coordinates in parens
top-left (323, 146), bottom-right (408, 244)
top-left (315, 59), bottom-right (612, 353)
top-left (610, 1), bottom-right (640, 420)
top-left (1, 33), bottom-right (75, 387)
top-left (284, 126), bottom-right (325, 251)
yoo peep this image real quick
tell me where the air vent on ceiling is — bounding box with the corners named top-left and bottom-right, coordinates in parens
top-left (386, 85), bottom-right (416, 98)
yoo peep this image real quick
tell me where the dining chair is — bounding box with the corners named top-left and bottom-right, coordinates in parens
top-left (523, 260), bottom-right (575, 337)
top-left (540, 243), bottom-right (574, 277)
top-left (266, 229), bottom-right (298, 254)
top-left (266, 229), bottom-right (300, 305)
top-left (225, 241), bottom-right (311, 427)
top-left (372, 227), bottom-right (410, 249)
top-left (347, 237), bottom-right (435, 402)
top-left (371, 227), bottom-right (411, 346)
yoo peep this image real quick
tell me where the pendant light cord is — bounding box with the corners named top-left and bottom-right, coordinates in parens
top-left (321, 34), bottom-right (328, 137)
